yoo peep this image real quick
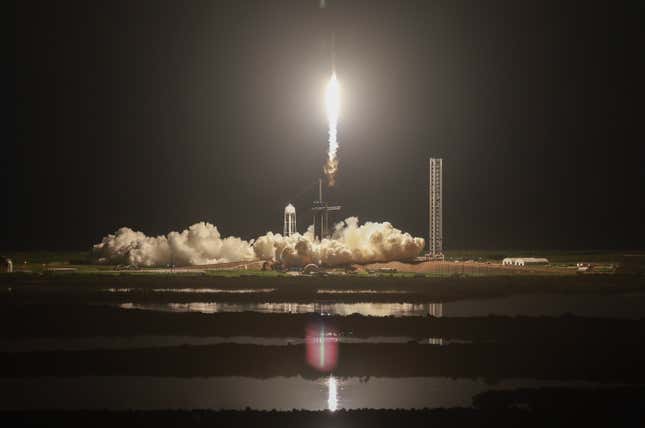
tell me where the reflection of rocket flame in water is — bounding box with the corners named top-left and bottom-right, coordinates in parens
top-left (319, 326), bottom-right (326, 368)
top-left (327, 376), bottom-right (338, 411)
top-left (324, 72), bottom-right (340, 186)
top-left (305, 324), bottom-right (338, 372)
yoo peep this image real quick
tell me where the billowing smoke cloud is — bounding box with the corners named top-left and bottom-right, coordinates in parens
top-left (254, 217), bottom-right (424, 267)
top-left (92, 222), bottom-right (255, 266)
top-left (93, 217), bottom-right (425, 267)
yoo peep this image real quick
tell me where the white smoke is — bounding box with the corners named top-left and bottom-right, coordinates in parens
top-left (93, 217), bottom-right (425, 267)
top-left (92, 222), bottom-right (255, 266)
top-left (254, 217), bottom-right (425, 267)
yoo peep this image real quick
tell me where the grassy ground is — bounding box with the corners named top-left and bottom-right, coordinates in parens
top-left (445, 249), bottom-right (644, 263)
top-left (6, 249), bottom-right (641, 263)
top-left (203, 269), bottom-right (285, 278)
top-left (2, 273), bottom-right (643, 304)
top-left (2, 250), bottom-right (643, 277)
top-left (1, 251), bottom-right (91, 264)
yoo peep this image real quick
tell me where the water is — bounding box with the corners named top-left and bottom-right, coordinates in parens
top-left (316, 289), bottom-right (411, 294)
top-left (0, 376), bottom-right (612, 411)
top-left (0, 336), bottom-right (462, 352)
top-left (117, 293), bottom-right (645, 318)
top-left (118, 302), bottom-right (443, 317)
top-left (445, 293), bottom-right (645, 319)
top-left (103, 288), bottom-right (275, 294)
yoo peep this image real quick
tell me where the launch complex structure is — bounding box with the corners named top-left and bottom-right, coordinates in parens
top-left (312, 178), bottom-right (341, 241)
top-left (285, 157), bottom-right (442, 254)
top-left (428, 158), bottom-right (443, 259)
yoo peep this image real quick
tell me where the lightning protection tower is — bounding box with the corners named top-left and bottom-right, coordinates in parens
top-left (284, 203), bottom-right (297, 237)
top-left (429, 158), bottom-right (443, 258)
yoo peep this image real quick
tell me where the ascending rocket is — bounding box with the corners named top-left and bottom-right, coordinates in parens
top-left (319, 0), bottom-right (340, 186)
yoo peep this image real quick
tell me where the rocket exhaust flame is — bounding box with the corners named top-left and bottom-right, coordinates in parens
top-left (324, 72), bottom-right (340, 186)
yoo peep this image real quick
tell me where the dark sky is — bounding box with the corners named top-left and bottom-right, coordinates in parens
top-left (10, 0), bottom-right (644, 251)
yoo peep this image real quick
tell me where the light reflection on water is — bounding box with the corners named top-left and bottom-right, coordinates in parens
top-left (316, 289), bottom-right (411, 294)
top-left (305, 326), bottom-right (339, 372)
top-left (0, 336), bottom-right (461, 352)
top-left (118, 302), bottom-right (442, 317)
top-left (104, 288), bottom-right (275, 294)
top-left (117, 293), bottom-right (645, 319)
top-left (327, 376), bottom-right (338, 411)
top-left (152, 288), bottom-right (275, 294)
top-left (0, 376), bottom-right (614, 411)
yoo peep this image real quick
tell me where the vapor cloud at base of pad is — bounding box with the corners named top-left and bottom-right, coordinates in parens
top-left (93, 218), bottom-right (425, 268)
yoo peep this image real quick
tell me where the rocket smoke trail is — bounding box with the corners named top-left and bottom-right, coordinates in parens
top-left (320, 1), bottom-right (339, 186)
top-left (323, 72), bottom-right (340, 186)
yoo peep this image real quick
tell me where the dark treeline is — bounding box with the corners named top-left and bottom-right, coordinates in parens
top-left (2, 343), bottom-right (644, 382)
top-left (2, 304), bottom-right (645, 344)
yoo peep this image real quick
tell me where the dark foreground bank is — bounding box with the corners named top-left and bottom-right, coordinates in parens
top-left (3, 387), bottom-right (644, 427)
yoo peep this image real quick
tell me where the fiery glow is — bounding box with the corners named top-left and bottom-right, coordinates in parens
top-left (305, 323), bottom-right (338, 372)
top-left (324, 73), bottom-right (340, 186)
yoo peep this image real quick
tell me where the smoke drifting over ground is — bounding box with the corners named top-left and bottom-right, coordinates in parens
top-left (93, 218), bottom-right (424, 267)
top-left (92, 222), bottom-right (255, 267)
top-left (254, 218), bottom-right (424, 267)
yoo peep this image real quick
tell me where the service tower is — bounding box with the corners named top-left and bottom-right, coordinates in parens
top-left (312, 178), bottom-right (341, 240)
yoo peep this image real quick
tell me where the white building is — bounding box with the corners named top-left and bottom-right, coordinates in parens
top-left (502, 257), bottom-right (549, 266)
top-left (283, 203), bottom-right (297, 237)
top-left (429, 158), bottom-right (443, 258)
top-left (0, 257), bottom-right (12, 273)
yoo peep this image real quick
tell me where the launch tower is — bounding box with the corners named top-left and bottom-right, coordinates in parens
top-left (312, 178), bottom-right (341, 240)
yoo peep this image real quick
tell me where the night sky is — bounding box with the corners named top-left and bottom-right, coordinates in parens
top-left (11, 0), bottom-right (644, 251)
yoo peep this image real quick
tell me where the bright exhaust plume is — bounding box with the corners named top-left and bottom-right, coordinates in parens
top-left (323, 72), bottom-right (340, 186)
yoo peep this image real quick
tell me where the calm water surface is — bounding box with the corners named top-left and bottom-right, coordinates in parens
top-left (117, 293), bottom-right (645, 318)
top-left (0, 376), bottom-right (613, 411)
top-left (118, 302), bottom-right (444, 317)
top-left (0, 336), bottom-right (461, 352)
top-left (103, 288), bottom-right (276, 293)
